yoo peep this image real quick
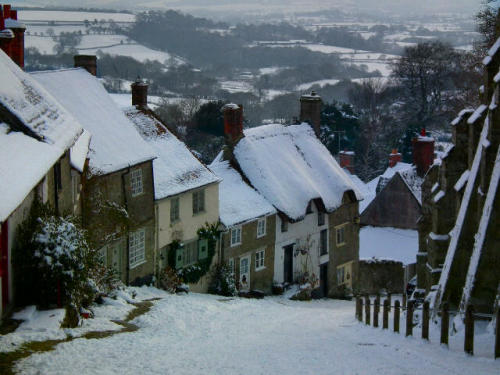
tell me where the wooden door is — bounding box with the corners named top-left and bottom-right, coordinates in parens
top-left (283, 245), bottom-right (294, 284)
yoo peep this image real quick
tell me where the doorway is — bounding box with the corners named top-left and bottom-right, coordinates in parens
top-left (283, 245), bottom-right (294, 284)
top-left (320, 263), bottom-right (328, 298)
top-left (239, 255), bottom-right (250, 291)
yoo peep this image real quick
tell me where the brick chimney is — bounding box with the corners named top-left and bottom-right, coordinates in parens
top-left (389, 149), bottom-right (402, 168)
top-left (339, 150), bottom-right (355, 174)
top-left (131, 78), bottom-right (148, 108)
top-left (0, 9), bottom-right (14, 58)
top-left (74, 55), bottom-right (97, 76)
top-left (412, 129), bottom-right (435, 177)
top-left (223, 103), bottom-right (244, 145)
top-left (1, 4), bottom-right (26, 68)
top-left (300, 91), bottom-right (322, 137)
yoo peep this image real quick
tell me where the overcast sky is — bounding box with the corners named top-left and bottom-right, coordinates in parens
top-left (9, 0), bottom-right (484, 15)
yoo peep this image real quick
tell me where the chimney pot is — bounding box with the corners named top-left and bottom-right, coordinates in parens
top-left (223, 103), bottom-right (244, 145)
top-left (10, 9), bottom-right (16, 20)
top-left (3, 4), bottom-right (10, 19)
top-left (131, 78), bottom-right (148, 108)
top-left (0, 11), bottom-right (4, 30)
top-left (412, 134), bottom-right (435, 177)
top-left (300, 91), bottom-right (322, 138)
top-left (339, 150), bottom-right (355, 174)
top-left (389, 149), bottom-right (402, 168)
top-left (74, 55), bottom-right (97, 76)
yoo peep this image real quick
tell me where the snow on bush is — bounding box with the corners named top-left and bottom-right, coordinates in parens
top-left (209, 263), bottom-right (237, 297)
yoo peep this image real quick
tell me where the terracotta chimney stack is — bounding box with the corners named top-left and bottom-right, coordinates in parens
top-left (131, 78), bottom-right (148, 108)
top-left (412, 129), bottom-right (435, 177)
top-left (1, 4), bottom-right (25, 68)
top-left (339, 150), bottom-right (355, 174)
top-left (300, 91), bottom-right (322, 137)
top-left (3, 4), bottom-right (10, 18)
top-left (74, 55), bottom-right (97, 76)
top-left (389, 149), bottom-right (402, 168)
top-left (223, 103), bottom-right (244, 145)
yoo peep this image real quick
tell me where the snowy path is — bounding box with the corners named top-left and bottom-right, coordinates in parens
top-left (16, 294), bottom-right (499, 375)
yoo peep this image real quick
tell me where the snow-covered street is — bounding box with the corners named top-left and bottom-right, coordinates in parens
top-left (12, 291), bottom-right (499, 375)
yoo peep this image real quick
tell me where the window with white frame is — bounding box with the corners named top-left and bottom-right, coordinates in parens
top-left (255, 249), bottom-right (265, 270)
top-left (130, 168), bottom-right (143, 197)
top-left (228, 258), bottom-right (235, 275)
top-left (336, 224), bottom-right (346, 246)
top-left (192, 189), bottom-right (205, 214)
top-left (337, 266), bottom-right (345, 285)
top-left (230, 226), bottom-right (242, 246)
top-left (129, 229), bottom-right (146, 268)
top-left (320, 229), bottom-right (328, 255)
top-left (256, 217), bottom-right (266, 238)
top-left (170, 197), bottom-right (180, 223)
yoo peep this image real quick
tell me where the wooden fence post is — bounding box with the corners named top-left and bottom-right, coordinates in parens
top-left (406, 301), bottom-right (414, 337)
top-left (365, 296), bottom-right (371, 325)
top-left (422, 300), bottom-right (429, 340)
top-left (383, 299), bottom-right (389, 329)
top-left (355, 297), bottom-right (361, 321)
top-left (394, 300), bottom-right (400, 333)
top-left (403, 292), bottom-right (407, 310)
top-left (495, 308), bottom-right (500, 359)
top-left (373, 297), bottom-right (379, 328)
top-left (440, 302), bottom-right (449, 346)
top-left (387, 293), bottom-right (392, 312)
top-left (464, 304), bottom-right (474, 355)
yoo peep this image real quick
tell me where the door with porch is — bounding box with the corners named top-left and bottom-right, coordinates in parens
top-left (239, 255), bottom-right (250, 291)
top-left (283, 244), bottom-right (294, 284)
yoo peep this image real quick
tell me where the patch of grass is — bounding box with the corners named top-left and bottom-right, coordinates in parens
top-left (0, 319), bottom-right (22, 335)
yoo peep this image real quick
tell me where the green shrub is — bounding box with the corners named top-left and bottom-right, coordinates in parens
top-left (209, 263), bottom-right (237, 297)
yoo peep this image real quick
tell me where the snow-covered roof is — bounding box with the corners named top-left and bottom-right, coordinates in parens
top-left (233, 123), bottom-right (362, 220)
top-left (124, 107), bottom-right (220, 200)
top-left (375, 162), bottom-right (412, 193)
top-left (359, 226), bottom-right (418, 265)
top-left (210, 155), bottom-right (275, 227)
top-left (398, 167), bottom-right (424, 204)
top-left (344, 171), bottom-right (372, 213)
top-left (0, 125), bottom-right (62, 222)
top-left (0, 50), bottom-right (82, 151)
top-left (32, 69), bottom-right (155, 175)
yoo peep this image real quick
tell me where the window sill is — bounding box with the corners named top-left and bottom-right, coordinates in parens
top-left (255, 266), bottom-right (266, 272)
top-left (336, 242), bottom-right (346, 247)
top-left (129, 259), bottom-right (147, 270)
top-left (256, 233), bottom-right (266, 239)
top-left (192, 210), bottom-right (206, 217)
top-left (131, 191), bottom-right (144, 198)
top-left (230, 242), bottom-right (242, 248)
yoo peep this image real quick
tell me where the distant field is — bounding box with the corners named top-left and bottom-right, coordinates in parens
top-left (19, 10), bottom-right (135, 23)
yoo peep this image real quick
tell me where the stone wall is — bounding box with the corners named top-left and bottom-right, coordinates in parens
top-left (357, 260), bottom-right (404, 295)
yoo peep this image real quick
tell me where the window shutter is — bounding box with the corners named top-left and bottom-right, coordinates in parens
top-left (198, 239), bottom-right (208, 260)
top-left (175, 247), bottom-right (184, 269)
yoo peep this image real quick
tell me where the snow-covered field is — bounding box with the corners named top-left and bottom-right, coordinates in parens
top-left (5, 290), bottom-right (498, 375)
top-left (19, 10), bottom-right (135, 23)
top-left (360, 226), bottom-right (419, 265)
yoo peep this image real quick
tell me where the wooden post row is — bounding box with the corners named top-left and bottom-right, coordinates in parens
top-left (464, 305), bottom-right (474, 355)
top-left (422, 301), bottom-right (429, 340)
top-left (440, 302), bottom-right (449, 346)
top-left (394, 300), bottom-right (400, 333)
top-left (495, 308), bottom-right (500, 359)
top-left (406, 301), bottom-right (414, 337)
top-left (365, 296), bottom-right (371, 325)
top-left (373, 297), bottom-right (379, 328)
top-left (383, 299), bottom-right (389, 329)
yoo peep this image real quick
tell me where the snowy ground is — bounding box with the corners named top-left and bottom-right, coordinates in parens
top-left (6, 291), bottom-right (498, 375)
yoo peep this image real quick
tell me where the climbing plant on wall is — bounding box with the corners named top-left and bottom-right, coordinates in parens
top-left (167, 221), bottom-right (221, 284)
